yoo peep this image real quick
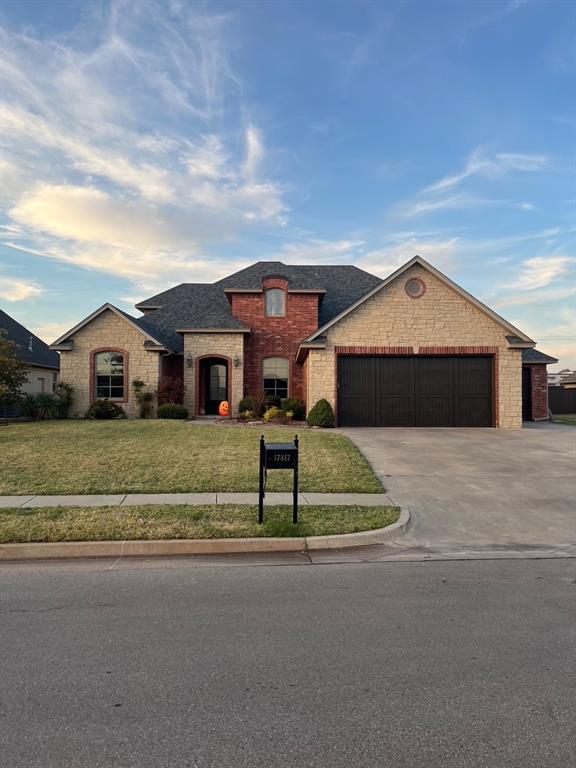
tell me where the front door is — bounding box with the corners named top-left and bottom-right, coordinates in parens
top-left (203, 360), bottom-right (228, 415)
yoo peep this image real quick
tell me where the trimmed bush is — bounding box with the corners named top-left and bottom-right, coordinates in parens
top-left (306, 398), bottom-right (335, 428)
top-left (157, 403), bottom-right (189, 419)
top-left (281, 398), bottom-right (305, 420)
top-left (86, 399), bottom-right (126, 420)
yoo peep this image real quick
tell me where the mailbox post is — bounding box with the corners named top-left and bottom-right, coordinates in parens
top-left (258, 435), bottom-right (299, 525)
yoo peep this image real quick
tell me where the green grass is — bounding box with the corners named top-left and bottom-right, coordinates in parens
top-left (0, 504), bottom-right (399, 543)
top-left (553, 414), bottom-right (576, 426)
top-left (0, 421), bottom-right (382, 495)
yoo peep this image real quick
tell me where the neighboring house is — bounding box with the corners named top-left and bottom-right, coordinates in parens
top-left (559, 372), bottom-right (576, 389)
top-left (0, 308), bottom-right (60, 395)
top-left (50, 256), bottom-right (557, 427)
top-left (548, 368), bottom-right (575, 386)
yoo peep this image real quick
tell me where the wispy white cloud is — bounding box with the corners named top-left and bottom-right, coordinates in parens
top-left (0, 0), bottom-right (287, 290)
top-left (424, 147), bottom-right (549, 194)
top-left (399, 194), bottom-right (502, 218)
top-left (509, 255), bottom-right (576, 290)
top-left (0, 276), bottom-right (43, 302)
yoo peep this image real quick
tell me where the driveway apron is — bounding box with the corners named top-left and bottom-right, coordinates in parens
top-left (342, 423), bottom-right (576, 551)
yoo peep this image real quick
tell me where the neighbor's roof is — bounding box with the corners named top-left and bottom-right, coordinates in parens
top-left (0, 308), bottom-right (60, 370)
top-left (559, 371), bottom-right (576, 384)
top-left (521, 348), bottom-right (558, 364)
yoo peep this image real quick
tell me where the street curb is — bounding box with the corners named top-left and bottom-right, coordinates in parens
top-left (0, 509), bottom-right (410, 561)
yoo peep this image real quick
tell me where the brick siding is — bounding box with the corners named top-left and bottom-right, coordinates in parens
top-left (230, 287), bottom-right (318, 401)
top-left (529, 364), bottom-right (549, 420)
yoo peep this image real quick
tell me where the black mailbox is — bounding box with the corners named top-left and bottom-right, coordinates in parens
top-left (258, 435), bottom-right (299, 524)
top-left (264, 443), bottom-right (298, 469)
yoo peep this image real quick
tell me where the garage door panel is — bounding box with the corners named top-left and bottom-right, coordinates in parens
top-left (416, 396), bottom-right (454, 427)
top-left (416, 357), bottom-right (453, 396)
top-left (337, 355), bottom-right (494, 428)
top-left (455, 396), bottom-right (492, 427)
top-left (454, 357), bottom-right (492, 395)
top-left (376, 397), bottom-right (414, 427)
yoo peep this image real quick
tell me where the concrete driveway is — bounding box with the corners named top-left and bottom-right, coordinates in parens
top-left (343, 423), bottom-right (576, 554)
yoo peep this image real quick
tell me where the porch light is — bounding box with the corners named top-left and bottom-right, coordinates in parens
top-left (233, 355), bottom-right (241, 368)
top-left (186, 354), bottom-right (194, 368)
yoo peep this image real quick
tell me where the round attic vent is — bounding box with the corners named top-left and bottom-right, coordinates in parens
top-left (405, 277), bottom-right (426, 299)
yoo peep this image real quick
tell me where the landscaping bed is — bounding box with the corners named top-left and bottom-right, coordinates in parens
top-left (0, 504), bottom-right (400, 543)
top-left (0, 421), bottom-right (383, 495)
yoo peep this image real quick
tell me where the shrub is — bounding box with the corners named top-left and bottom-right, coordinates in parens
top-left (306, 398), bottom-right (335, 428)
top-left (281, 398), bottom-right (305, 420)
top-left (35, 393), bottom-right (59, 420)
top-left (264, 394), bottom-right (281, 409)
top-left (54, 383), bottom-right (73, 418)
top-left (157, 376), bottom-right (185, 405)
top-left (21, 391), bottom-right (68, 420)
top-left (20, 393), bottom-right (39, 419)
top-left (238, 409), bottom-right (254, 421)
top-left (157, 403), bottom-right (189, 419)
top-left (132, 379), bottom-right (154, 418)
top-left (239, 392), bottom-right (267, 417)
top-left (263, 406), bottom-right (293, 425)
top-left (86, 399), bottom-right (126, 420)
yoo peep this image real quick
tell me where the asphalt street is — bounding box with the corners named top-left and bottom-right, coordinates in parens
top-left (1, 557), bottom-right (575, 768)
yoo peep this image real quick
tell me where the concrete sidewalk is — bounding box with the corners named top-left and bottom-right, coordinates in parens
top-left (0, 492), bottom-right (394, 508)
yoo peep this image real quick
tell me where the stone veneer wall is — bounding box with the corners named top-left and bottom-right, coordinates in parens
top-left (59, 309), bottom-right (161, 418)
top-left (306, 264), bottom-right (523, 428)
top-left (182, 332), bottom-right (245, 417)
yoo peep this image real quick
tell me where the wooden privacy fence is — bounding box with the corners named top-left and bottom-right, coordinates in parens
top-left (548, 387), bottom-right (576, 414)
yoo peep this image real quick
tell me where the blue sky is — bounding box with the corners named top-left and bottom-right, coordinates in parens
top-left (0, 0), bottom-right (574, 368)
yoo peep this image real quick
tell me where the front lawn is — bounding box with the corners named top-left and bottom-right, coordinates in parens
top-left (553, 414), bottom-right (576, 426)
top-left (0, 421), bottom-right (382, 494)
top-left (0, 504), bottom-right (399, 542)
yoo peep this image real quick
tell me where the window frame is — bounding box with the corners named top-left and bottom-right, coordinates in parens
top-left (91, 349), bottom-right (128, 402)
top-left (264, 288), bottom-right (286, 317)
top-left (262, 356), bottom-right (289, 400)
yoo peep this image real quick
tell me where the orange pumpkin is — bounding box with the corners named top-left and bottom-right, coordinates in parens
top-left (218, 400), bottom-right (229, 417)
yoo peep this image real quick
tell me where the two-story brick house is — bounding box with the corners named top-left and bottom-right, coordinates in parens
top-left (50, 256), bottom-right (556, 427)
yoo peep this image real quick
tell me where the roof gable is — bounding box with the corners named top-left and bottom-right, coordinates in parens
top-left (50, 304), bottom-right (167, 349)
top-left (304, 256), bottom-right (535, 344)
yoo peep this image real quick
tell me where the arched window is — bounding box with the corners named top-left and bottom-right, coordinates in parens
top-left (265, 288), bottom-right (285, 317)
top-left (262, 357), bottom-right (289, 399)
top-left (95, 351), bottom-right (125, 400)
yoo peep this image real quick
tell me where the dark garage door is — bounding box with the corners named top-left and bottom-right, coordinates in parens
top-left (337, 356), bottom-right (493, 427)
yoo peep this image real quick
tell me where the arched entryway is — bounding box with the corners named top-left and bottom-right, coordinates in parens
top-left (197, 357), bottom-right (230, 415)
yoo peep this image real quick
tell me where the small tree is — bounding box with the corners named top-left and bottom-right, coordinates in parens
top-left (0, 329), bottom-right (28, 413)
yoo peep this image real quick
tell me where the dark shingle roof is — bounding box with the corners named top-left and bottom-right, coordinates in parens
top-left (133, 262), bottom-right (383, 348)
top-left (130, 287), bottom-right (247, 353)
top-left (217, 262), bottom-right (383, 326)
top-left (522, 348), bottom-right (558, 364)
top-left (0, 308), bottom-right (60, 369)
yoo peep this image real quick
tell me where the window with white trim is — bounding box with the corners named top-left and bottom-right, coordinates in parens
top-left (265, 288), bottom-right (285, 317)
top-left (262, 357), bottom-right (289, 399)
top-left (95, 351), bottom-right (125, 400)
